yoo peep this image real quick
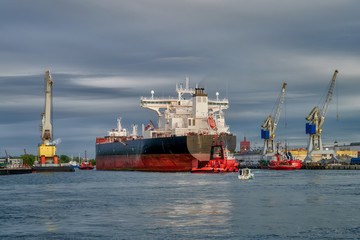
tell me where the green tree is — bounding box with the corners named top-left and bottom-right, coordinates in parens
top-left (59, 155), bottom-right (71, 163)
top-left (90, 159), bottom-right (96, 166)
top-left (20, 154), bottom-right (36, 166)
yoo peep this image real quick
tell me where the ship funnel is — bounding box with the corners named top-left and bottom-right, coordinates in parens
top-left (194, 88), bottom-right (207, 96)
top-left (185, 76), bottom-right (190, 90)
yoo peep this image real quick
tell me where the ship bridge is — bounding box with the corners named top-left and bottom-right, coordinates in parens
top-left (140, 98), bottom-right (228, 116)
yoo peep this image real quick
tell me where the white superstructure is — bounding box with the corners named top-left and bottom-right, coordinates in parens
top-left (140, 77), bottom-right (231, 139)
top-left (108, 118), bottom-right (128, 137)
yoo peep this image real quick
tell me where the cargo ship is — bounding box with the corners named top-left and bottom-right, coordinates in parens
top-left (96, 77), bottom-right (236, 171)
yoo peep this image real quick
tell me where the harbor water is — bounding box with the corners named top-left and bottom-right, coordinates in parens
top-left (1, 169), bottom-right (360, 239)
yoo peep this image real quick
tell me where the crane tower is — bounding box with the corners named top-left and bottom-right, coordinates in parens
top-left (38, 70), bottom-right (58, 165)
top-left (261, 82), bottom-right (287, 159)
top-left (305, 70), bottom-right (338, 162)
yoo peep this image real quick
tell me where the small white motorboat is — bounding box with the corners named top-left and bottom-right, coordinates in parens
top-left (238, 168), bottom-right (254, 180)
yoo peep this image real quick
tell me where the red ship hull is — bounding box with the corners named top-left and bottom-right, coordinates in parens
top-left (261, 154), bottom-right (302, 170)
top-left (191, 160), bottom-right (239, 173)
top-left (96, 154), bottom-right (199, 172)
top-left (78, 166), bottom-right (94, 170)
top-left (268, 159), bottom-right (297, 170)
top-left (290, 160), bottom-right (302, 169)
top-left (268, 164), bottom-right (296, 170)
top-left (264, 160), bottom-right (301, 170)
top-left (96, 135), bottom-right (236, 172)
top-left (191, 167), bottom-right (217, 173)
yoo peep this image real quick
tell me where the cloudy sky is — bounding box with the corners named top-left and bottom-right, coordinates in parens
top-left (1, 0), bottom-right (360, 158)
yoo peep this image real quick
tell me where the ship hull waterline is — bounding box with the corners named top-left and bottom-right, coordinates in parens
top-left (96, 135), bottom-right (236, 172)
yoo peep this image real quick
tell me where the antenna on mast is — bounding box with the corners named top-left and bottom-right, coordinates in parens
top-left (151, 90), bottom-right (154, 99)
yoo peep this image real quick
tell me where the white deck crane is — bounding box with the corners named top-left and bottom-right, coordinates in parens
top-left (261, 82), bottom-right (287, 159)
top-left (38, 70), bottom-right (58, 165)
top-left (305, 70), bottom-right (338, 162)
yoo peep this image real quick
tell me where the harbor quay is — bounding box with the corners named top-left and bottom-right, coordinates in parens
top-left (238, 163), bottom-right (360, 170)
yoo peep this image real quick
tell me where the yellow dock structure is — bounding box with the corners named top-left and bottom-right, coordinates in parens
top-left (288, 149), bottom-right (357, 162)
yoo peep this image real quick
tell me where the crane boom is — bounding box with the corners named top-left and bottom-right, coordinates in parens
top-left (261, 82), bottom-right (287, 158)
top-left (319, 70), bottom-right (338, 128)
top-left (150, 120), bottom-right (157, 129)
top-left (41, 70), bottom-right (54, 145)
top-left (273, 82), bottom-right (287, 134)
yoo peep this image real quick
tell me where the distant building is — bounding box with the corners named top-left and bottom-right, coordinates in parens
top-left (289, 143), bottom-right (358, 162)
top-left (240, 137), bottom-right (250, 153)
top-left (0, 158), bottom-right (23, 168)
top-left (0, 158), bottom-right (6, 166)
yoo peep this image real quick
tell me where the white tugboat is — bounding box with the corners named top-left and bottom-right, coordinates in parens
top-left (238, 168), bottom-right (254, 180)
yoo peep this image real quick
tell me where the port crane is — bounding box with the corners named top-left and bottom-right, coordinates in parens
top-left (38, 70), bottom-right (58, 165)
top-left (261, 82), bottom-right (287, 159)
top-left (305, 70), bottom-right (338, 162)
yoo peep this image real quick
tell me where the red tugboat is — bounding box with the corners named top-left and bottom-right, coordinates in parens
top-left (267, 148), bottom-right (302, 170)
top-left (191, 117), bottom-right (239, 173)
top-left (268, 154), bottom-right (296, 170)
top-left (260, 141), bottom-right (302, 170)
top-left (259, 157), bottom-right (301, 170)
top-left (191, 140), bottom-right (239, 173)
top-left (78, 151), bottom-right (94, 170)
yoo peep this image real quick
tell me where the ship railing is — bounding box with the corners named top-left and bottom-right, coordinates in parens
top-left (208, 99), bottom-right (229, 103)
top-left (140, 97), bottom-right (178, 100)
top-left (140, 96), bottom-right (228, 102)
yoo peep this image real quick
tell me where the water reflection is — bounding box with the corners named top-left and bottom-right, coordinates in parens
top-left (39, 184), bottom-right (60, 232)
top-left (146, 176), bottom-right (233, 236)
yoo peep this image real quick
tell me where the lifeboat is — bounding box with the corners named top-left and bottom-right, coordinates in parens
top-left (208, 117), bottom-right (216, 129)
